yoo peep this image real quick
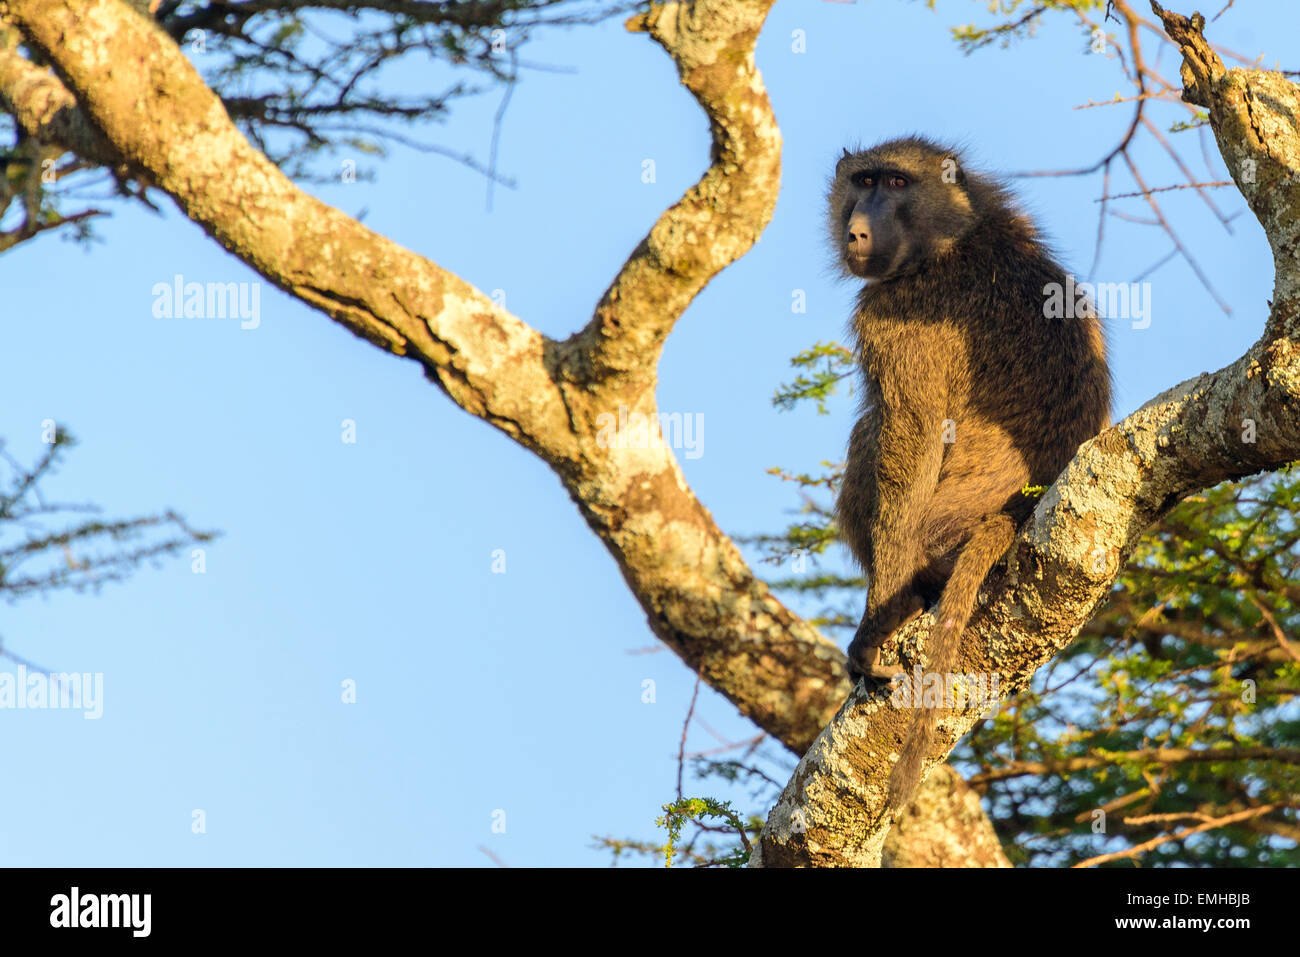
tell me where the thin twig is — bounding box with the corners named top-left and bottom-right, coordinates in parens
top-left (676, 674), bottom-right (702, 802)
top-left (1073, 803), bottom-right (1280, 867)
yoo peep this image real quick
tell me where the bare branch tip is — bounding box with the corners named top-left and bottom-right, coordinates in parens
top-left (624, 8), bottom-right (652, 34)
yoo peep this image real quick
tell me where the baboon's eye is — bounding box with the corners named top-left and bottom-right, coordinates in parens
top-left (851, 172), bottom-right (875, 188)
top-left (888, 175), bottom-right (909, 189)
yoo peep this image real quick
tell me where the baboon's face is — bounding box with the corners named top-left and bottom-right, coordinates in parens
top-left (829, 141), bottom-right (974, 281)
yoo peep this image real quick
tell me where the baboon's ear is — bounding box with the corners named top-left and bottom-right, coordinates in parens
top-left (842, 147), bottom-right (852, 159)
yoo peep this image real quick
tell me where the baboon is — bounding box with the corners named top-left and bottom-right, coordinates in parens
top-left (829, 136), bottom-right (1111, 818)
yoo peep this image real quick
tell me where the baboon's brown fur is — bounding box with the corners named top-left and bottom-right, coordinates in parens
top-left (829, 136), bottom-right (1111, 817)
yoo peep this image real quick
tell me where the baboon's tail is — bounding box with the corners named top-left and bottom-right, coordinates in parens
top-left (883, 513), bottom-right (1017, 818)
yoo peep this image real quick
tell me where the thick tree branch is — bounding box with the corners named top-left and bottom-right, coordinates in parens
top-left (752, 7), bottom-right (1300, 868)
top-left (880, 765), bottom-right (1009, 868)
top-left (1, 1), bottom-right (574, 454)
top-left (562, 2), bottom-right (782, 386)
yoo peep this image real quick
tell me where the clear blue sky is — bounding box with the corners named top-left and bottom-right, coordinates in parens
top-left (0, 1), bottom-right (1292, 866)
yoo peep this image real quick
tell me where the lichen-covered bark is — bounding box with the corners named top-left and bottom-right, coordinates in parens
top-left (0, 0), bottom-right (1013, 866)
top-left (752, 6), bottom-right (1300, 868)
